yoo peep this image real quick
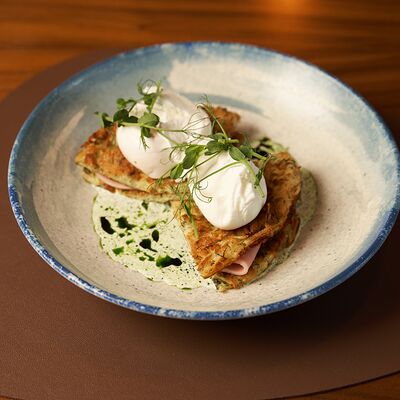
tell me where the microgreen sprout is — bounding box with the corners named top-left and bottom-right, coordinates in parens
top-left (158, 100), bottom-right (272, 236)
top-left (96, 83), bottom-right (272, 237)
top-left (95, 79), bottom-right (163, 149)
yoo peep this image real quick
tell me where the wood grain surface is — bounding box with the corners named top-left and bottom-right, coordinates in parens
top-left (0, 0), bottom-right (399, 399)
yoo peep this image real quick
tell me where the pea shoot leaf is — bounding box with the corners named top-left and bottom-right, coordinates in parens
top-left (182, 146), bottom-right (202, 169)
top-left (239, 144), bottom-right (253, 159)
top-left (113, 109), bottom-right (129, 122)
top-left (170, 163), bottom-right (184, 179)
top-left (210, 133), bottom-right (225, 141)
top-left (112, 109), bottom-right (138, 124)
top-left (204, 140), bottom-right (227, 155)
top-left (143, 93), bottom-right (156, 107)
top-left (228, 146), bottom-right (246, 161)
top-left (138, 112), bottom-right (159, 127)
top-left (140, 126), bottom-right (152, 138)
top-left (116, 97), bottom-right (137, 110)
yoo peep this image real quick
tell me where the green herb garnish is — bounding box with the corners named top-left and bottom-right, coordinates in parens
top-left (115, 216), bottom-right (135, 230)
top-left (151, 230), bottom-right (159, 242)
top-left (96, 84), bottom-right (272, 239)
top-left (156, 100), bottom-right (272, 237)
top-left (156, 255), bottom-right (182, 268)
top-left (139, 238), bottom-right (155, 252)
top-left (112, 246), bottom-right (124, 255)
top-left (95, 79), bottom-right (163, 149)
top-left (100, 216), bottom-right (115, 235)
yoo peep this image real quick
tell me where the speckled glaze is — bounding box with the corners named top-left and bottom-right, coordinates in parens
top-left (8, 42), bottom-right (400, 320)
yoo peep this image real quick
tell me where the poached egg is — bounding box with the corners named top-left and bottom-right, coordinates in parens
top-left (116, 89), bottom-right (211, 179)
top-left (190, 151), bottom-right (267, 230)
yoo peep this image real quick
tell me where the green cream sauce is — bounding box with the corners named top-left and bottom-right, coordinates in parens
top-left (92, 188), bottom-right (215, 289)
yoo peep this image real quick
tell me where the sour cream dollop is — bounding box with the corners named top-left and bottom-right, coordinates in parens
top-left (116, 90), bottom-right (211, 179)
top-left (191, 152), bottom-right (267, 230)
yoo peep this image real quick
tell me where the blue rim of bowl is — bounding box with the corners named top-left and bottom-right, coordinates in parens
top-left (7, 42), bottom-right (400, 320)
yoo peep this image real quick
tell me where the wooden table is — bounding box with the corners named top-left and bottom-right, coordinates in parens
top-left (1, 0), bottom-right (399, 399)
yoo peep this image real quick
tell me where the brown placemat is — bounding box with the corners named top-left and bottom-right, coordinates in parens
top-left (0, 50), bottom-right (399, 400)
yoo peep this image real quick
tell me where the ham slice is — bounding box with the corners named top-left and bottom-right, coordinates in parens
top-left (221, 244), bottom-right (261, 276)
top-left (96, 173), bottom-right (133, 190)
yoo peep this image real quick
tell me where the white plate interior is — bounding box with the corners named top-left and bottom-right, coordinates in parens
top-left (10, 43), bottom-right (399, 315)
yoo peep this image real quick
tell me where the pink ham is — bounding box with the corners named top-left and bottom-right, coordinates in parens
top-left (221, 244), bottom-right (261, 276)
top-left (96, 173), bottom-right (133, 190)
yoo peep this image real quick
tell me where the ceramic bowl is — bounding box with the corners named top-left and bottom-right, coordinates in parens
top-left (8, 43), bottom-right (400, 319)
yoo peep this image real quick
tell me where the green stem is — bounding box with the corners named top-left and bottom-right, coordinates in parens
top-left (200, 101), bottom-right (230, 139)
top-left (251, 151), bottom-right (268, 160)
top-left (121, 122), bottom-right (195, 138)
top-left (179, 152), bottom-right (218, 180)
top-left (147, 84), bottom-right (162, 112)
top-left (241, 158), bottom-right (265, 198)
top-left (157, 130), bottom-right (180, 146)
